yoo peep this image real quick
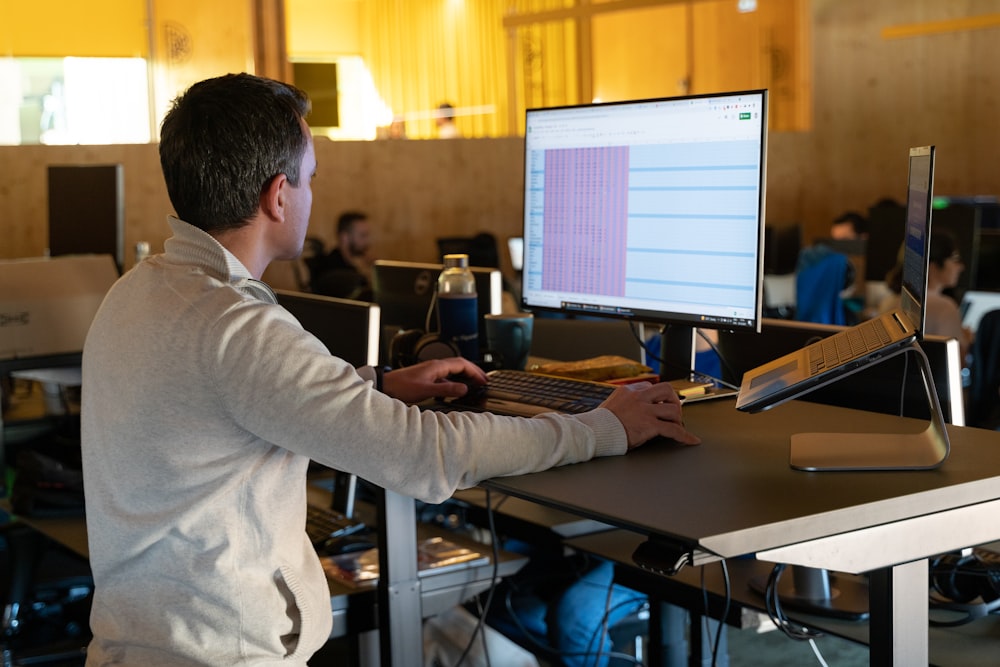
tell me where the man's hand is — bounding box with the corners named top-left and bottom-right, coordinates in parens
top-left (381, 358), bottom-right (488, 405)
top-left (600, 382), bottom-right (701, 449)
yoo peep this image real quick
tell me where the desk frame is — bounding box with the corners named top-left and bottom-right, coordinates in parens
top-left (481, 399), bottom-right (1000, 667)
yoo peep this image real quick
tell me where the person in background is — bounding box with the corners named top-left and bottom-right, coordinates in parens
top-left (830, 210), bottom-right (869, 240)
top-left (435, 102), bottom-right (460, 138)
top-left (879, 228), bottom-right (973, 361)
top-left (307, 210), bottom-right (374, 300)
top-left (80, 72), bottom-right (699, 666)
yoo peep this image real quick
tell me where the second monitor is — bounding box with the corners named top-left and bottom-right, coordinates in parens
top-left (371, 259), bottom-right (503, 365)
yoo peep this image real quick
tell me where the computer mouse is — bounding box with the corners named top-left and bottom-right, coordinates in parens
top-left (444, 373), bottom-right (489, 404)
top-left (321, 534), bottom-right (377, 556)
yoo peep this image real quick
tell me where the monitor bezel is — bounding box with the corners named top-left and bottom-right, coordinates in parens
top-left (518, 89), bottom-right (768, 334)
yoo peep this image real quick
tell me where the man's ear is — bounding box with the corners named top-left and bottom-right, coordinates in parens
top-left (260, 173), bottom-right (288, 221)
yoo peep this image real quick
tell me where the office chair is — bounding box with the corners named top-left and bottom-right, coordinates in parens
top-left (794, 245), bottom-right (851, 325)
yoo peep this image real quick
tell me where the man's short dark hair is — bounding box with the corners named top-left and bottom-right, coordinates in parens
top-left (159, 73), bottom-right (311, 234)
top-left (833, 211), bottom-right (869, 236)
top-left (337, 211), bottom-right (367, 236)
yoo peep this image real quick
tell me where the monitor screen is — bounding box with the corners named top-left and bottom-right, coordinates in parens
top-left (520, 90), bottom-right (767, 332)
top-left (274, 290), bottom-right (380, 368)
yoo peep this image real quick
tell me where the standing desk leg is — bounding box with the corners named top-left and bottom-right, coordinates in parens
top-left (376, 488), bottom-right (423, 667)
top-left (868, 559), bottom-right (928, 667)
top-left (648, 602), bottom-right (690, 667)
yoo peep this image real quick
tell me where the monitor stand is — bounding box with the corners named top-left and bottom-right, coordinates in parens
top-left (657, 325), bottom-right (697, 382)
top-left (789, 342), bottom-right (951, 471)
top-left (749, 565), bottom-right (869, 621)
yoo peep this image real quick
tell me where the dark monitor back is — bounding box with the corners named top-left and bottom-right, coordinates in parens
top-left (531, 318), bottom-right (643, 362)
top-left (275, 290), bottom-right (380, 368)
top-left (48, 165), bottom-right (124, 274)
top-left (437, 234), bottom-right (501, 270)
top-left (763, 224), bottom-right (802, 275)
top-left (973, 229), bottom-right (1000, 291)
top-left (864, 202), bottom-right (906, 281)
top-left (371, 260), bottom-right (503, 360)
top-left (931, 204), bottom-right (980, 302)
top-left (717, 318), bottom-right (964, 425)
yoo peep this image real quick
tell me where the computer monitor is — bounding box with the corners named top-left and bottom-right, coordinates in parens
top-left (274, 290), bottom-right (380, 368)
top-left (864, 200), bottom-right (906, 282)
top-left (972, 229), bottom-right (1000, 291)
top-left (716, 318), bottom-right (965, 426)
top-left (929, 202), bottom-right (980, 303)
top-left (47, 165), bottom-right (125, 274)
top-left (519, 90), bottom-right (768, 378)
top-left (763, 224), bottom-right (801, 276)
top-left (371, 259), bottom-right (503, 363)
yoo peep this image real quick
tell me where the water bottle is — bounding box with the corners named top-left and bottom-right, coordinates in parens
top-left (134, 241), bottom-right (150, 265)
top-left (437, 254), bottom-right (479, 361)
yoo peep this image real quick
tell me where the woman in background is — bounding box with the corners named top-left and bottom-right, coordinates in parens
top-left (879, 229), bottom-right (973, 361)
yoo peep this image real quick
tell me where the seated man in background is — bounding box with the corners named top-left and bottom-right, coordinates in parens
top-left (308, 210), bottom-right (374, 300)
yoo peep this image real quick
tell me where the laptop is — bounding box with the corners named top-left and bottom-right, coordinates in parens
top-left (736, 146), bottom-right (936, 413)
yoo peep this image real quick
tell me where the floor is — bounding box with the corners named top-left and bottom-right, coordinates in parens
top-left (309, 610), bottom-right (872, 666)
top-left (721, 621), bottom-right (869, 667)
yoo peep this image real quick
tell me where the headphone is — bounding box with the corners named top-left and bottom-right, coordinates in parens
top-left (928, 550), bottom-right (1000, 626)
top-left (388, 329), bottom-right (460, 368)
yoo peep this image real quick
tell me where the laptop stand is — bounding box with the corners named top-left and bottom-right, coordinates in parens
top-left (788, 342), bottom-right (951, 471)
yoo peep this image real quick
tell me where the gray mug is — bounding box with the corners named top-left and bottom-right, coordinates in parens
top-left (484, 313), bottom-right (534, 370)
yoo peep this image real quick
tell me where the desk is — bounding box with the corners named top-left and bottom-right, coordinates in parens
top-left (481, 398), bottom-right (1000, 666)
top-left (568, 529), bottom-right (1000, 667)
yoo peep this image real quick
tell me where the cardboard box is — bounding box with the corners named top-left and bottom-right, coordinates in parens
top-left (0, 255), bottom-right (119, 360)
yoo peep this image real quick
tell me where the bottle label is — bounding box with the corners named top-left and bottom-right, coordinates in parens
top-left (438, 293), bottom-right (479, 361)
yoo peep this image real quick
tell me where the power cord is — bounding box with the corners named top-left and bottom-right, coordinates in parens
top-left (627, 321), bottom-right (739, 390)
top-left (763, 564), bottom-right (824, 641)
top-left (700, 559), bottom-right (731, 667)
top-left (452, 488), bottom-right (500, 667)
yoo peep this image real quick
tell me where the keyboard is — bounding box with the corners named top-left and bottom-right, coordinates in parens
top-left (454, 369), bottom-right (616, 416)
top-left (807, 318), bottom-right (892, 376)
top-left (305, 504), bottom-right (367, 547)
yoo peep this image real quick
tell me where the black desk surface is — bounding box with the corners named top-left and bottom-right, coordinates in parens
top-left (482, 398), bottom-right (1000, 562)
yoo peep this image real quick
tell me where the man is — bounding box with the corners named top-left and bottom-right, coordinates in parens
top-left (308, 210), bottom-right (373, 299)
top-left (81, 73), bottom-right (698, 666)
top-left (829, 210), bottom-right (868, 241)
top-left (435, 102), bottom-right (460, 138)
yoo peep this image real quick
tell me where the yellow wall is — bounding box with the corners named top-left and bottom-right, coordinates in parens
top-left (286, 0), bottom-right (361, 56)
top-left (148, 0), bottom-right (256, 124)
top-left (2, 1), bottom-right (999, 274)
top-left (0, 0), bottom-right (149, 57)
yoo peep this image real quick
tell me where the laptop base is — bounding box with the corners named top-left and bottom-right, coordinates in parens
top-left (789, 343), bottom-right (951, 471)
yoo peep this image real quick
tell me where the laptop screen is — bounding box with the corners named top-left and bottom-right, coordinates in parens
top-left (900, 145), bottom-right (936, 338)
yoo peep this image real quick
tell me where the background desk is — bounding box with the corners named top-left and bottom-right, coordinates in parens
top-left (482, 398), bottom-right (1000, 666)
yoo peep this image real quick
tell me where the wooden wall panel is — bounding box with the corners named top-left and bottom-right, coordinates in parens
top-left (2, 0), bottom-right (999, 286)
top-left (591, 4), bottom-right (690, 102)
top-left (0, 139), bottom-right (526, 291)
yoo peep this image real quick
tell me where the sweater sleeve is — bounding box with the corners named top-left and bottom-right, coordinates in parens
top-left (209, 302), bottom-right (628, 503)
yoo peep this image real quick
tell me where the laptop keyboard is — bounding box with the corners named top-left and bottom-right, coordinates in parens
top-left (808, 318), bottom-right (892, 376)
top-left (305, 504), bottom-right (366, 546)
